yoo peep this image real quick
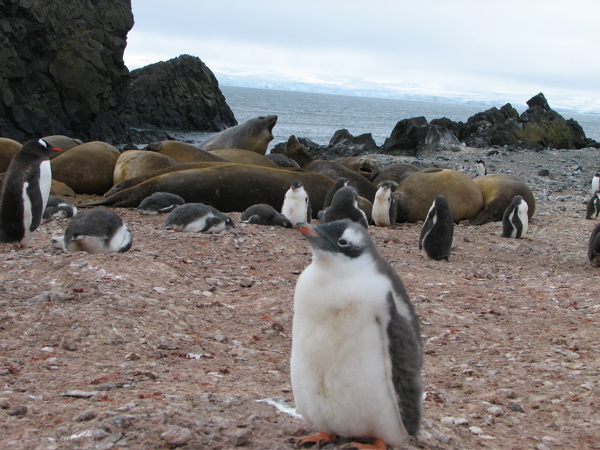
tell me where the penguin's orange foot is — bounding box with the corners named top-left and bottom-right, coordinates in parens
top-left (292, 430), bottom-right (337, 447)
top-left (339, 438), bottom-right (389, 449)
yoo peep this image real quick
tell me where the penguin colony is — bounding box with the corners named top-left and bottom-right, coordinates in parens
top-left (1, 127), bottom-right (599, 448)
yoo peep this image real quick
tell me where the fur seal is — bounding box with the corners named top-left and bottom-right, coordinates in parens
top-left (266, 153), bottom-right (301, 169)
top-left (372, 181), bottom-right (398, 227)
top-left (283, 135), bottom-right (378, 202)
top-left (419, 195), bottom-right (454, 260)
top-left (586, 190), bottom-right (600, 220)
top-left (470, 173), bottom-right (535, 225)
top-left (240, 204), bottom-right (293, 227)
top-left (292, 220), bottom-right (422, 448)
top-left (113, 150), bottom-right (178, 185)
top-left (52, 208), bottom-right (132, 254)
top-left (588, 222), bottom-right (600, 266)
top-left (394, 168), bottom-right (483, 223)
top-left (136, 192), bottom-right (185, 214)
top-left (0, 139), bottom-right (62, 246)
top-left (501, 195), bottom-right (529, 239)
top-left (332, 156), bottom-right (380, 181)
top-left (208, 148), bottom-right (278, 167)
top-left (199, 115), bottom-right (277, 155)
top-left (320, 186), bottom-right (368, 229)
top-left (51, 141), bottom-right (121, 195)
top-left (164, 203), bottom-right (234, 233)
top-left (85, 164), bottom-right (336, 217)
top-left (146, 140), bottom-right (228, 163)
top-left (0, 137), bottom-right (22, 172)
top-left (43, 196), bottom-right (77, 220)
top-left (281, 180), bottom-right (312, 226)
top-left (372, 162), bottom-right (420, 186)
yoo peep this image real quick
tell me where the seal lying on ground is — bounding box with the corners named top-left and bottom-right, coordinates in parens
top-left (332, 156), bottom-right (380, 181)
top-left (113, 150), bottom-right (179, 185)
top-left (199, 115), bottom-right (278, 155)
top-left (146, 140), bottom-right (228, 163)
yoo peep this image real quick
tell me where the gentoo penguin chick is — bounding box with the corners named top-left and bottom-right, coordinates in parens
top-left (291, 220), bottom-right (423, 449)
top-left (588, 222), bottom-right (600, 266)
top-left (43, 196), bottom-right (77, 221)
top-left (371, 181), bottom-right (398, 227)
top-left (281, 180), bottom-right (311, 227)
top-left (240, 203), bottom-right (293, 228)
top-left (418, 195), bottom-right (454, 261)
top-left (163, 203), bottom-right (234, 233)
top-left (475, 159), bottom-right (487, 177)
top-left (52, 208), bottom-right (132, 254)
top-left (592, 171), bottom-right (600, 194)
top-left (136, 192), bottom-right (185, 215)
top-left (0, 138), bottom-right (62, 247)
top-left (317, 177), bottom-right (347, 219)
top-left (586, 190), bottom-right (600, 220)
top-left (320, 186), bottom-right (368, 229)
top-left (501, 195), bottom-right (529, 239)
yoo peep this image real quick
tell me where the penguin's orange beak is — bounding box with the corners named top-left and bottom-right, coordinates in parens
top-left (298, 223), bottom-right (318, 237)
top-left (51, 147), bottom-right (63, 152)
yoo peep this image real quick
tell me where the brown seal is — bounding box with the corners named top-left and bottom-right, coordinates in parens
top-left (372, 163), bottom-right (420, 185)
top-left (51, 141), bottom-right (121, 195)
top-left (146, 140), bottom-right (227, 163)
top-left (113, 150), bottom-right (179, 185)
top-left (394, 168), bottom-right (484, 223)
top-left (208, 148), bottom-right (278, 167)
top-left (470, 174), bottom-right (536, 225)
top-left (332, 156), bottom-right (380, 181)
top-left (0, 137), bottom-right (22, 172)
top-left (199, 115), bottom-right (278, 155)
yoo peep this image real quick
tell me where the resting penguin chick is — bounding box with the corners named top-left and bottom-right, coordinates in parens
top-left (588, 222), bottom-right (600, 266)
top-left (136, 192), bottom-right (185, 215)
top-left (592, 171), bottom-right (600, 194)
top-left (372, 181), bottom-right (398, 227)
top-left (586, 190), bottom-right (600, 220)
top-left (163, 203), bottom-right (234, 233)
top-left (43, 196), bottom-right (77, 221)
top-left (281, 180), bottom-right (311, 226)
top-left (51, 208), bottom-right (132, 254)
top-left (291, 220), bottom-right (423, 449)
top-left (501, 195), bottom-right (529, 239)
top-left (475, 159), bottom-right (487, 177)
top-left (240, 203), bottom-right (293, 228)
top-left (320, 186), bottom-right (368, 229)
top-left (317, 177), bottom-right (347, 219)
top-left (0, 138), bottom-right (62, 247)
top-left (418, 195), bottom-right (454, 261)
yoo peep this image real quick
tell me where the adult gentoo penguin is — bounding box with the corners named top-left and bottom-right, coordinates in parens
top-left (51, 208), bottom-right (132, 254)
top-left (320, 186), bottom-right (368, 229)
top-left (163, 203), bottom-right (234, 233)
top-left (501, 195), bottom-right (529, 238)
top-left (0, 138), bottom-right (62, 247)
top-left (372, 181), bottom-right (398, 227)
top-left (291, 220), bottom-right (423, 449)
top-left (588, 222), bottom-right (600, 266)
top-left (419, 195), bottom-right (454, 261)
top-left (586, 190), bottom-right (600, 220)
top-left (281, 180), bottom-right (311, 226)
top-left (592, 171), bottom-right (600, 194)
top-left (475, 159), bottom-right (487, 177)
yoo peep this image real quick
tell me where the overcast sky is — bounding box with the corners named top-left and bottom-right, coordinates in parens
top-left (125, 1), bottom-right (600, 112)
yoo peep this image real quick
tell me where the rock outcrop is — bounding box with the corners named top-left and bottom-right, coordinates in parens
top-left (0, 0), bottom-right (133, 143)
top-left (124, 55), bottom-right (236, 133)
top-left (380, 117), bottom-right (462, 157)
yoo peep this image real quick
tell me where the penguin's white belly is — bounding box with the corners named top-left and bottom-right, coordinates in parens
top-left (176, 213), bottom-right (222, 232)
top-left (106, 224), bottom-right (132, 252)
top-left (292, 263), bottom-right (408, 447)
top-left (21, 182), bottom-right (34, 245)
top-left (39, 160), bottom-right (52, 210)
top-left (282, 195), bottom-right (307, 225)
top-left (517, 203), bottom-right (529, 237)
top-left (372, 197), bottom-right (391, 226)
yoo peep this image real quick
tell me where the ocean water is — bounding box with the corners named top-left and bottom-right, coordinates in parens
top-left (187, 86), bottom-right (600, 150)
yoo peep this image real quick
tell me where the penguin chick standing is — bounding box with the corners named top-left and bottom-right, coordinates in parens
top-left (43, 196), bottom-right (77, 221)
top-left (163, 203), bottom-right (234, 233)
top-left (501, 195), bottom-right (529, 239)
top-left (475, 159), bottom-right (487, 177)
top-left (371, 181), bottom-right (398, 227)
top-left (586, 190), bottom-right (600, 220)
top-left (291, 220), bottom-right (423, 449)
top-left (281, 180), bottom-right (311, 226)
top-left (588, 222), bottom-right (600, 266)
top-left (320, 186), bottom-right (368, 229)
top-left (591, 171), bottom-right (600, 194)
top-left (0, 138), bottom-right (62, 247)
top-left (418, 195), bottom-right (454, 261)
top-left (317, 177), bottom-right (347, 219)
top-left (52, 208), bottom-right (132, 254)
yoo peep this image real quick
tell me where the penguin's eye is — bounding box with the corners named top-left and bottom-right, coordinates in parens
top-left (338, 238), bottom-right (349, 247)
top-left (38, 139), bottom-right (48, 148)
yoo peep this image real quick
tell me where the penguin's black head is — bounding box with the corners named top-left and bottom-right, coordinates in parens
top-left (290, 180), bottom-right (303, 190)
top-left (35, 139), bottom-right (63, 154)
top-left (298, 219), bottom-right (368, 259)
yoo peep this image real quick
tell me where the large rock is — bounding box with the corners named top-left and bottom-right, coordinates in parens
top-left (124, 55), bottom-right (236, 132)
top-left (0, 0), bottom-right (133, 142)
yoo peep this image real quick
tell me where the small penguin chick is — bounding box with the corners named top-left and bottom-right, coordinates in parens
top-left (501, 195), bottom-right (529, 239)
top-left (588, 222), bottom-right (600, 266)
top-left (43, 196), bottom-right (77, 221)
top-left (320, 186), bottom-right (368, 229)
top-left (136, 192), bottom-right (185, 215)
top-left (371, 181), bottom-right (398, 227)
top-left (281, 180), bottom-right (311, 227)
top-left (586, 190), bottom-right (600, 220)
top-left (475, 159), bottom-right (487, 177)
top-left (418, 195), bottom-right (454, 261)
top-left (592, 171), bottom-right (600, 194)
top-left (240, 203), bottom-right (293, 227)
top-left (163, 203), bottom-right (234, 233)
